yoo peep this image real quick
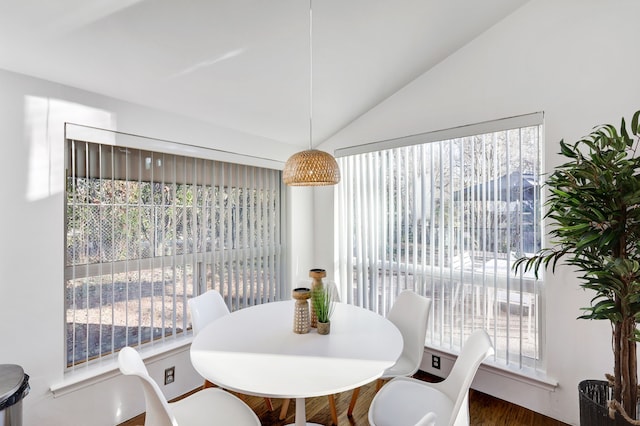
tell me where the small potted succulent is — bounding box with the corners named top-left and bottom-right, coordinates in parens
top-left (311, 285), bottom-right (335, 335)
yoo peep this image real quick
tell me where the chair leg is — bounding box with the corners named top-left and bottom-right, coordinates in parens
top-left (349, 379), bottom-right (385, 416)
top-left (328, 394), bottom-right (338, 425)
top-left (264, 397), bottom-right (274, 411)
top-left (279, 398), bottom-right (290, 420)
top-left (347, 387), bottom-right (360, 417)
top-left (203, 379), bottom-right (215, 390)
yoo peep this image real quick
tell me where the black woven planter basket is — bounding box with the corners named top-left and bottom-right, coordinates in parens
top-left (579, 380), bottom-right (634, 426)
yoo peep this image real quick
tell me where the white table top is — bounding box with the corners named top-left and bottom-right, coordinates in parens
top-left (190, 300), bottom-right (403, 399)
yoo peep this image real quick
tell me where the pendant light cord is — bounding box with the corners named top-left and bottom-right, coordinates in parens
top-left (309, 0), bottom-right (313, 151)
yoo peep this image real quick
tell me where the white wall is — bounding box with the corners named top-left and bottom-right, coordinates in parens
top-left (316, 0), bottom-right (640, 424)
top-left (0, 68), bottom-right (313, 425)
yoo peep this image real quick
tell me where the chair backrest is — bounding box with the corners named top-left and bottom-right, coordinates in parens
top-left (188, 289), bottom-right (230, 335)
top-left (387, 290), bottom-right (432, 376)
top-left (440, 329), bottom-right (494, 425)
top-left (118, 346), bottom-right (176, 426)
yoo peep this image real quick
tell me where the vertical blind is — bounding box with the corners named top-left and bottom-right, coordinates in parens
top-left (335, 116), bottom-right (544, 371)
top-left (65, 139), bottom-right (282, 368)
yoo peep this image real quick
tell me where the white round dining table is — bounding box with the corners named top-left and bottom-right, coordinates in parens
top-left (190, 300), bottom-right (403, 426)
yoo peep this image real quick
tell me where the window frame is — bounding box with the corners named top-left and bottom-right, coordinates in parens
top-left (334, 113), bottom-right (545, 374)
top-left (63, 124), bottom-right (285, 370)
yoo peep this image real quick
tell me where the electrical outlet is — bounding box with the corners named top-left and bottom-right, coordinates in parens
top-left (164, 366), bottom-right (175, 385)
top-left (431, 354), bottom-right (441, 370)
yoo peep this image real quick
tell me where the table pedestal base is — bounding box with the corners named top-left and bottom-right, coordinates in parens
top-left (283, 398), bottom-right (322, 426)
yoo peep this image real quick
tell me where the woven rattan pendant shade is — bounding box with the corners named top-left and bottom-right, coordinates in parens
top-left (283, 149), bottom-right (340, 186)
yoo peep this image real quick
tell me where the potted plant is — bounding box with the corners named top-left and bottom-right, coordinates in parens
top-left (312, 285), bottom-right (335, 335)
top-left (514, 110), bottom-right (640, 424)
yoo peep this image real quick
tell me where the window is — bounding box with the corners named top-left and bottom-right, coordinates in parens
top-left (335, 113), bottom-right (544, 372)
top-left (65, 135), bottom-right (283, 368)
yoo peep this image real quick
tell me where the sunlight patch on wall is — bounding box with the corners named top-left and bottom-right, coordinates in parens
top-left (24, 96), bottom-right (115, 201)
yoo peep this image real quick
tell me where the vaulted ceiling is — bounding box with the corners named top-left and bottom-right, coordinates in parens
top-left (0, 0), bottom-right (529, 147)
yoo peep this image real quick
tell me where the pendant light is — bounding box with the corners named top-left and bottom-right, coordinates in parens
top-left (282, 0), bottom-right (340, 186)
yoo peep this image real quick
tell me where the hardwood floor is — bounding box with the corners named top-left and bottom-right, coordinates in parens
top-left (118, 371), bottom-right (568, 426)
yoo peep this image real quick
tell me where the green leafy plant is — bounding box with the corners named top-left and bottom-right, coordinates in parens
top-left (312, 285), bottom-right (335, 324)
top-left (514, 110), bottom-right (640, 421)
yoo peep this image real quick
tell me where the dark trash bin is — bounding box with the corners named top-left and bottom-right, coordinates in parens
top-left (0, 365), bottom-right (29, 426)
top-left (579, 380), bottom-right (632, 425)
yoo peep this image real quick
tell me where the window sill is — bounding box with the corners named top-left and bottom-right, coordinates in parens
top-left (479, 359), bottom-right (558, 391)
top-left (50, 335), bottom-right (193, 398)
top-left (423, 346), bottom-right (558, 392)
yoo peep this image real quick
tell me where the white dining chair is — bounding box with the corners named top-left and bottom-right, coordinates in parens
top-left (188, 289), bottom-right (274, 411)
top-left (188, 289), bottom-right (230, 336)
top-left (367, 329), bottom-right (494, 426)
top-left (347, 290), bottom-right (432, 416)
top-left (118, 346), bottom-right (260, 426)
